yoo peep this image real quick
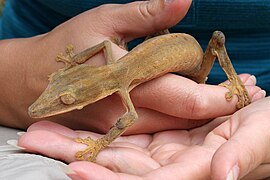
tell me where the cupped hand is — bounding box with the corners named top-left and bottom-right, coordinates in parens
top-left (19, 97), bottom-right (270, 179)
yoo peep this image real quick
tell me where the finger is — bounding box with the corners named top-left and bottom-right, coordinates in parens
top-left (222, 74), bottom-right (266, 102)
top-left (27, 120), bottom-right (78, 138)
top-left (211, 98), bottom-right (270, 179)
top-left (131, 73), bottom-right (264, 120)
top-left (18, 127), bottom-right (159, 175)
top-left (68, 161), bottom-right (140, 180)
top-left (27, 121), bottom-right (153, 148)
top-left (86, 0), bottom-right (192, 41)
top-left (18, 130), bottom-right (86, 163)
top-left (128, 108), bottom-right (211, 134)
top-left (222, 73), bottom-right (256, 86)
top-left (189, 115), bottom-right (231, 143)
top-left (145, 151), bottom-right (213, 180)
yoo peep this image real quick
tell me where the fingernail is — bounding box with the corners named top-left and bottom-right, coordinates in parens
top-left (56, 162), bottom-right (77, 175)
top-left (65, 169), bottom-right (77, 175)
top-left (17, 132), bottom-right (26, 136)
top-left (165, 0), bottom-right (175, 4)
top-left (67, 174), bottom-right (82, 180)
top-left (226, 164), bottom-right (240, 180)
top-left (245, 75), bottom-right (256, 85)
top-left (6, 140), bottom-right (26, 150)
top-left (252, 90), bottom-right (266, 101)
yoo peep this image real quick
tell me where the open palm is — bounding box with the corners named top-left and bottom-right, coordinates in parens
top-left (19, 120), bottom-right (221, 179)
top-left (19, 97), bottom-right (270, 180)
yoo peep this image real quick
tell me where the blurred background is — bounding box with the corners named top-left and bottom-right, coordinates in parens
top-left (0, 0), bottom-right (4, 15)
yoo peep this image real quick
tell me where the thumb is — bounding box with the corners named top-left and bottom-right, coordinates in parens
top-left (210, 98), bottom-right (270, 180)
top-left (82, 0), bottom-right (192, 40)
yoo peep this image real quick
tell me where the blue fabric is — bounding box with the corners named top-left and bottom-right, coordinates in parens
top-left (1, 0), bottom-right (270, 95)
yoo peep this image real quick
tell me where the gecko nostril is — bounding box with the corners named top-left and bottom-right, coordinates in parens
top-left (28, 103), bottom-right (39, 117)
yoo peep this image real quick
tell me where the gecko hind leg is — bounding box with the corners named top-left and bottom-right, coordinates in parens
top-left (188, 31), bottom-right (251, 109)
top-left (74, 89), bottom-right (138, 162)
top-left (209, 31), bottom-right (251, 109)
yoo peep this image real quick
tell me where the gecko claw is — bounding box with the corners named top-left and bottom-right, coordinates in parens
top-left (219, 80), bottom-right (250, 109)
top-left (74, 137), bottom-right (104, 162)
top-left (65, 44), bottom-right (75, 57)
top-left (56, 44), bottom-right (77, 68)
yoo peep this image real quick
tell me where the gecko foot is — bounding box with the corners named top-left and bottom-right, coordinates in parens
top-left (219, 79), bottom-right (251, 109)
top-left (74, 137), bottom-right (105, 162)
top-left (56, 44), bottom-right (76, 68)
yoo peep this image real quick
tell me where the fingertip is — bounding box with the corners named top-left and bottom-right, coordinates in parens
top-left (151, 0), bottom-right (192, 29)
top-left (162, 0), bottom-right (192, 26)
top-left (221, 74), bottom-right (264, 105)
top-left (18, 130), bottom-right (82, 163)
top-left (67, 173), bottom-right (83, 180)
top-left (17, 131), bottom-right (40, 153)
top-left (101, 0), bottom-right (192, 40)
top-left (211, 143), bottom-right (239, 180)
top-left (223, 74), bottom-right (253, 86)
top-left (252, 90), bottom-right (266, 102)
top-left (226, 164), bottom-right (240, 180)
top-left (244, 75), bottom-right (256, 86)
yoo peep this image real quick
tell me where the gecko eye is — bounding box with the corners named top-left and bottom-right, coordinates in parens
top-left (59, 92), bottom-right (76, 105)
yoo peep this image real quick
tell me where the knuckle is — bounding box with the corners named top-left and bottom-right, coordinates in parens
top-left (138, 1), bottom-right (157, 18)
top-left (95, 4), bottom-right (113, 11)
top-left (185, 86), bottom-right (209, 118)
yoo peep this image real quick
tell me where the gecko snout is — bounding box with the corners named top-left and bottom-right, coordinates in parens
top-left (28, 105), bottom-right (38, 118)
top-left (28, 102), bottom-right (45, 118)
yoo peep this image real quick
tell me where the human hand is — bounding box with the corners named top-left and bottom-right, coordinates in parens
top-left (1, 0), bottom-right (193, 129)
top-left (21, 0), bottom-right (264, 133)
top-left (28, 71), bottom-right (264, 134)
top-left (0, 0), bottom-right (264, 134)
top-left (18, 96), bottom-right (270, 179)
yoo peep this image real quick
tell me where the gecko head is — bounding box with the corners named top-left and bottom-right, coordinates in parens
top-left (28, 83), bottom-right (84, 118)
top-left (28, 65), bottom-right (111, 118)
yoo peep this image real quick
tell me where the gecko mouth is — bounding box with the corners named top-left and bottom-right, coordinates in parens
top-left (28, 103), bottom-right (60, 118)
top-left (28, 106), bottom-right (64, 118)
top-left (28, 105), bottom-right (52, 118)
top-left (28, 102), bottom-right (85, 118)
top-left (28, 107), bottom-right (65, 118)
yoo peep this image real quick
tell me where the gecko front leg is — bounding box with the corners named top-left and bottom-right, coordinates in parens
top-left (49, 40), bottom-right (117, 81)
top-left (75, 111), bottom-right (137, 162)
top-left (71, 41), bottom-right (138, 162)
top-left (56, 40), bottom-right (116, 68)
top-left (56, 44), bottom-right (77, 68)
top-left (75, 89), bottom-right (138, 162)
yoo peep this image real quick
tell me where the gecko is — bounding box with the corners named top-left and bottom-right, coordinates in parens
top-left (28, 31), bottom-right (251, 162)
